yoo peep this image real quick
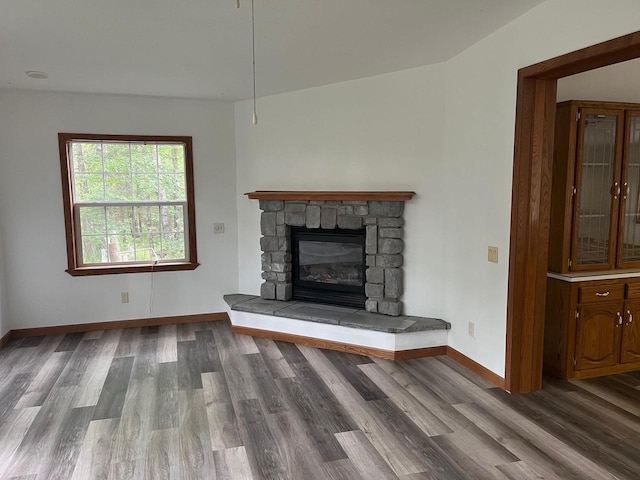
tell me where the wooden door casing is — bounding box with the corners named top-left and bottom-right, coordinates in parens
top-left (575, 303), bottom-right (622, 370)
top-left (621, 300), bottom-right (640, 363)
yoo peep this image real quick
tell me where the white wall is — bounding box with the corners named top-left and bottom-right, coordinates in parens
top-left (558, 58), bottom-right (640, 103)
top-left (235, 0), bottom-right (640, 378)
top-left (235, 64), bottom-right (447, 319)
top-left (0, 221), bottom-right (8, 337)
top-left (442, 0), bottom-right (640, 375)
top-left (0, 90), bottom-right (238, 329)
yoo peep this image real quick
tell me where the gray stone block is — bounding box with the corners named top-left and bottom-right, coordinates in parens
top-left (276, 211), bottom-right (285, 225)
top-left (260, 212), bottom-right (277, 236)
top-left (337, 215), bottom-right (362, 229)
top-left (378, 299), bottom-right (402, 316)
top-left (284, 202), bottom-right (307, 213)
top-left (260, 282), bottom-right (276, 299)
top-left (369, 201), bottom-right (404, 217)
top-left (261, 271), bottom-right (278, 281)
top-left (378, 217), bottom-right (404, 227)
top-left (275, 303), bottom-right (355, 324)
top-left (379, 238), bottom-right (404, 254)
top-left (306, 205), bottom-right (321, 228)
top-left (261, 252), bottom-right (271, 263)
top-left (365, 283), bottom-right (384, 298)
top-left (384, 268), bottom-right (403, 298)
top-left (377, 255), bottom-right (403, 267)
top-left (379, 227), bottom-right (403, 238)
top-left (343, 201), bottom-right (368, 205)
top-left (366, 225), bottom-right (377, 254)
top-left (261, 261), bottom-right (272, 272)
top-left (366, 255), bottom-right (376, 267)
top-left (354, 205), bottom-right (369, 216)
top-left (276, 225), bottom-right (287, 237)
top-left (276, 283), bottom-right (292, 301)
top-left (338, 205), bottom-right (353, 215)
top-left (326, 201), bottom-right (341, 206)
top-left (366, 267), bottom-right (384, 284)
top-left (260, 236), bottom-right (280, 252)
top-left (285, 212), bottom-right (306, 226)
top-left (271, 262), bottom-right (292, 273)
top-left (363, 217), bottom-right (377, 225)
top-left (365, 300), bottom-right (378, 313)
top-left (278, 237), bottom-right (290, 251)
top-left (309, 200), bottom-right (325, 205)
top-left (276, 272), bottom-right (292, 282)
top-left (259, 200), bottom-right (284, 212)
top-left (271, 252), bottom-right (292, 263)
top-left (321, 208), bottom-right (337, 229)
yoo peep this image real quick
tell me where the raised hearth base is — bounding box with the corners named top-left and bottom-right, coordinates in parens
top-left (224, 294), bottom-right (449, 360)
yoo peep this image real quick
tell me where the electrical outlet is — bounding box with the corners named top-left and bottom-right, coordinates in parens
top-left (488, 246), bottom-right (499, 263)
top-left (468, 321), bottom-right (475, 337)
top-left (121, 292), bottom-right (129, 304)
top-left (214, 223), bottom-right (225, 234)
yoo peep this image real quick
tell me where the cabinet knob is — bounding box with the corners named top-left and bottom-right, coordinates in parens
top-left (617, 312), bottom-right (623, 327)
top-left (623, 182), bottom-right (630, 200)
top-left (595, 291), bottom-right (610, 297)
top-left (628, 310), bottom-right (634, 324)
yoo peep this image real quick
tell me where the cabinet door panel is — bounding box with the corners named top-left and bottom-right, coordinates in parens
top-left (572, 109), bottom-right (624, 270)
top-left (618, 113), bottom-right (640, 268)
top-left (575, 303), bottom-right (622, 370)
top-left (621, 301), bottom-right (640, 364)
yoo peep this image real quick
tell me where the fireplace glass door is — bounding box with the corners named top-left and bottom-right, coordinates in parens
top-left (291, 228), bottom-right (366, 308)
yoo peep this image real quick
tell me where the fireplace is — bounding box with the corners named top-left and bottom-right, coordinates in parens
top-left (291, 227), bottom-right (366, 308)
top-left (249, 191), bottom-right (415, 316)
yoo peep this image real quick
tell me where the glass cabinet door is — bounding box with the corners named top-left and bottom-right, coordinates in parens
top-left (572, 109), bottom-right (623, 270)
top-left (618, 112), bottom-right (640, 267)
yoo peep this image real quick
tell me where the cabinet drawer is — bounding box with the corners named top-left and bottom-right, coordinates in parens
top-left (627, 283), bottom-right (640, 299)
top-left (578, 285), bottom-right (624, 303)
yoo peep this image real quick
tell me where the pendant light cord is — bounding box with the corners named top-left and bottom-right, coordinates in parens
top-left (251, 0), bottom-right (257, 124)
top-left (235, 0), bottom-right (258, 124)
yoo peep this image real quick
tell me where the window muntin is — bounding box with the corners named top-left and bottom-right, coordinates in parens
top-left (59, 134), bottom-right (198, 275)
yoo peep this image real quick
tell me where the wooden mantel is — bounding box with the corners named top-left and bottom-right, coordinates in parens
top-left (245, 191), bottom-right (416, 201)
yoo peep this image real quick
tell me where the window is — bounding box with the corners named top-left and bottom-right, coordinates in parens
top-left (58, 133), bottom-right (198, 275)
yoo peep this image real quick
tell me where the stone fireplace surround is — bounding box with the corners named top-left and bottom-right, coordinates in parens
top-left (250, 191), bottom-right (415, 317)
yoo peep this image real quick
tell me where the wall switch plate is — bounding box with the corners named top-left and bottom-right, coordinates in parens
top-left (214, 223), bottom-right (225, 234)
top-left (468, 321), bottom-right (475, 337)
top-left (488, 246), bottom-right (499, 263)
top-left (121, 292), bottom-right (129, 304)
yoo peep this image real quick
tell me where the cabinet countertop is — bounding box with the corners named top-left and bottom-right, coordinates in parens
top-left (547, 270), bottom-right (640, 283)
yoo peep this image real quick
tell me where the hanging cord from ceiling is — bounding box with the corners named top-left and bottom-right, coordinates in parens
top-left (236, 0), bottom-right (258, 125)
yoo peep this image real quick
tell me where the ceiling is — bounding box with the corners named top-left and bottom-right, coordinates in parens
top-left (0, 0), bottom-right (545, 101)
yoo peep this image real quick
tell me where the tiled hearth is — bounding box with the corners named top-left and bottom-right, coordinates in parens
top-left (224, 294), bottom-right (450, 358)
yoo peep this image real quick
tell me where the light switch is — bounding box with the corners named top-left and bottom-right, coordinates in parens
top-left (488, 246), bottom-right (498, 263)
top-left (214, 223), bottom-right (225, 234)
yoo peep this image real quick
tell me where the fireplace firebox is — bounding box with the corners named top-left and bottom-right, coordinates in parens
top-left (291, 227), bottom-right (366, 308)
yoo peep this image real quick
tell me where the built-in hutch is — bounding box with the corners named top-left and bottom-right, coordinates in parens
top-left (545, 100), bottom-right (640, 379)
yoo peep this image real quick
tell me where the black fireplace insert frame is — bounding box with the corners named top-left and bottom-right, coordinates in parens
top-left (291, 227), bottom-right (366, 309)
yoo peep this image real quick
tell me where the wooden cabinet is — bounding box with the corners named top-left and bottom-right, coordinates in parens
top-left (544, 277), bottom-right (640, 379)
top-left (549, 101), bottom-right (640, 273)
top-left (621, 300), bottom-right (640, 363)
top-left (574, 302), bottom-right (621, 370)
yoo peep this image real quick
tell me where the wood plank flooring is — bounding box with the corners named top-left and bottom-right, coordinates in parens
top-left (1, 321), bottom-right (640, 479)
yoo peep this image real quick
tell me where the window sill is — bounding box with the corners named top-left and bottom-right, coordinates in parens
top-left (66, 261), bottom-right (200, 276)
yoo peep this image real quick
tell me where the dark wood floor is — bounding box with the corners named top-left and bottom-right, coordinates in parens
top-left (0, 321), bottom-right (639, 479)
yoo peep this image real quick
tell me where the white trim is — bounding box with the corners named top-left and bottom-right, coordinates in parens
top-left (227, 309), bottom-right (448, 352)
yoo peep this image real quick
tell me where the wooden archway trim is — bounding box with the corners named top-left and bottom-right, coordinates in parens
top-left (507, 30), bottom-right (640, 393)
